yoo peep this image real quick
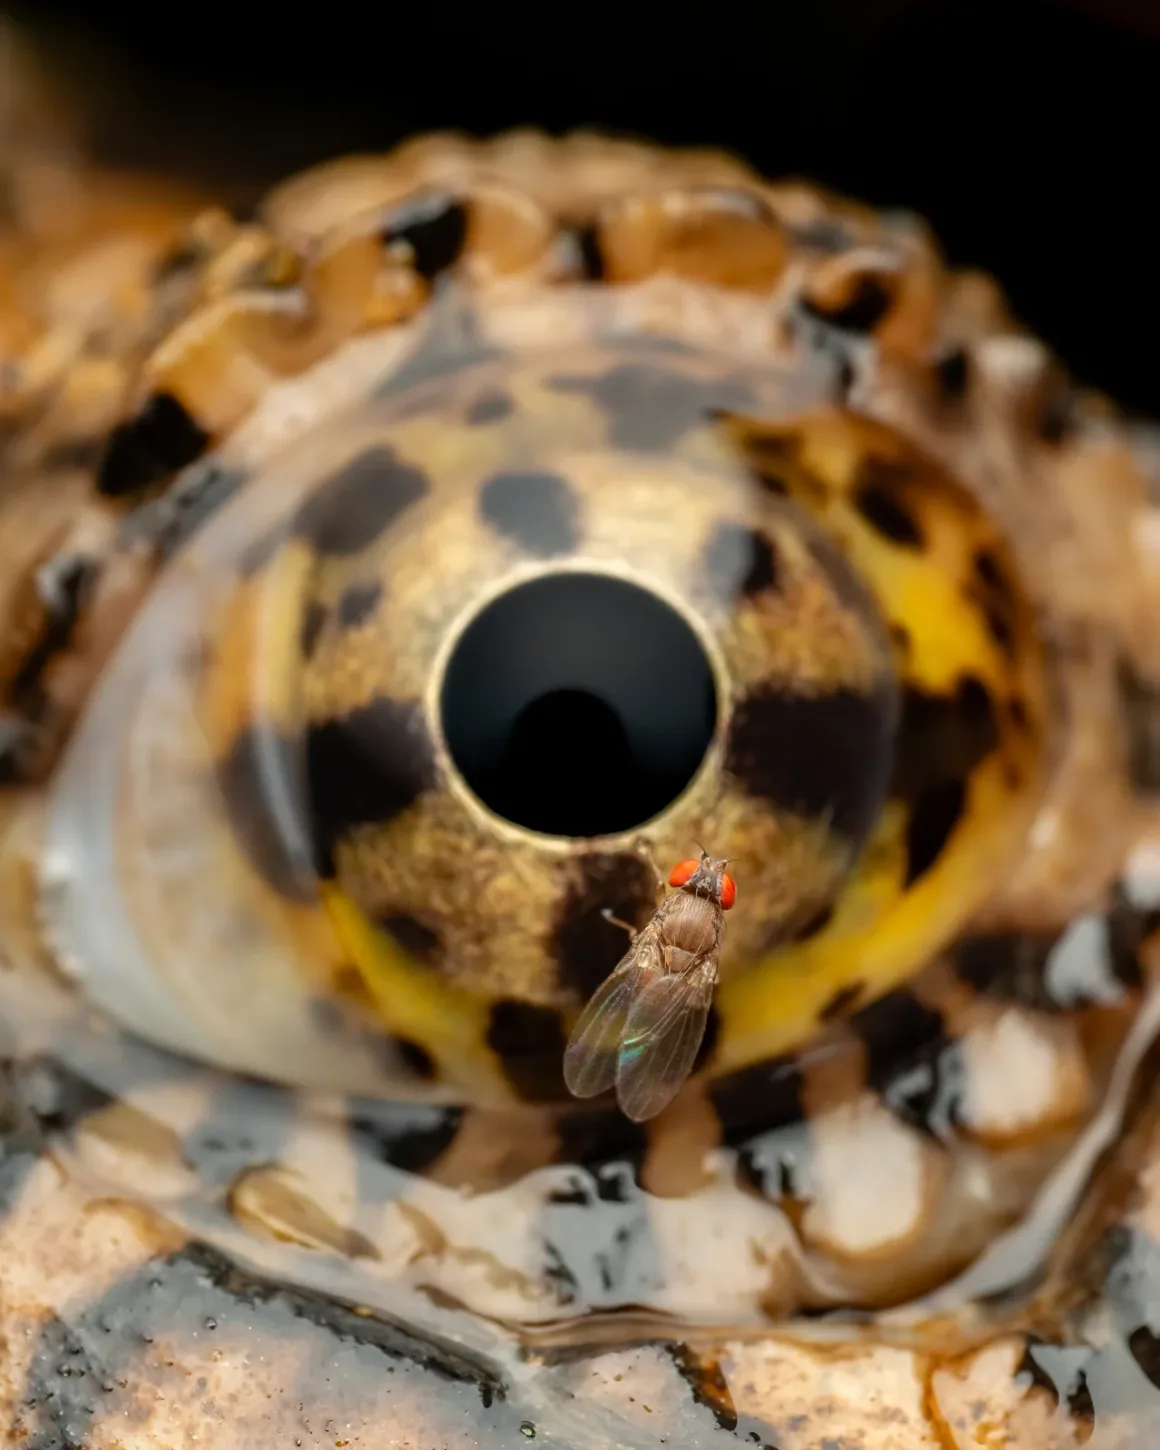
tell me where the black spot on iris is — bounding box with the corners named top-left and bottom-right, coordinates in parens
top-left (801, 273), bottom-right (895, 333)
top-left (970, 548), bottom-right (1019, 660)
top-left (378, 912), bottom-right (441, 963)
top-left (216, 728), bottom-right (316, 903)
top-left (97, 391), bottom-right (210, 497)
top-left (819, 981), bottom-right (865, 1020)
top-left (299, 600), bottom-right (328, 659)
top-left (703, 523), bottom-right (780, 600)
top-left (485, 999), bottom-right (568, 1102)
top-left (852, 458), bottom-right (924, 548)
top-left (337, 580), bottom-right (384, 629)
top-left (553, 852), bottom-right (657, 1002)
top-left (479, 469), bottom-right (581, 556)
top-left (891, 675), bottom-right (998, 885)
top-left (981, 599), bottom-right (1015, 657)
top-left (306, 696), bottom-right (437, 876)
top-left (547, 363), bottom-right (757, 452)
top-left (293, 446), bottom-right (428, 557)
top-left (380, 191), bottom-right (468, 280)
top-left (465, 389), bottom-right (514, 425)
top-left (906, 780), bottom-right (966, 884)
top-left (725, 683), bottom-right (897, 844)
top-left (389, 1037), bottom-right (437, 1080)
top-left (787, 901), bottom-right (835, 943)
top-left (889, 622), bottom-right (912, 661)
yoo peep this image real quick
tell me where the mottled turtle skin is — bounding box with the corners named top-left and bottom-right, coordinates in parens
top-left (6, 74), bottom-right (1160, 1449)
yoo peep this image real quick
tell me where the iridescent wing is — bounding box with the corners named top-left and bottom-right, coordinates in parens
top-left (614, 958), bottom-right (717, 1122)
top-left (563, 936), bottom-right (662, 1100)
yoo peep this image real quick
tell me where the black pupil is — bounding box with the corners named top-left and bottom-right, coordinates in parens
top-left (441, 573), bottom-right (717, 836)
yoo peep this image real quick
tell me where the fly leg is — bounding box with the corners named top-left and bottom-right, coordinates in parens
top-left (630, 835), bottom-right (666, 904)
top-left (600, 908), bottom-right (638, 941)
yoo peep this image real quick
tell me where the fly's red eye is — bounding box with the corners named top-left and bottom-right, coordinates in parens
top-left (668, 858), bottom-right (700, 888)
top-left (720, 874), bottom-right (737, 910)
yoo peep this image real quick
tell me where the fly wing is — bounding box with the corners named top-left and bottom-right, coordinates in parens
top-left (563, 937), bottom-right (661, 1100)
top-left (614, 958), bottom-right (717, 1122)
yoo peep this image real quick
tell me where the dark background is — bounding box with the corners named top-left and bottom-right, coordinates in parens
top-left (7, 0), bottom-right (1159, 414)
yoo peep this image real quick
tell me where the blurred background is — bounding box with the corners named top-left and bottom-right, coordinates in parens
top-left (4, 0), bottom-right (1158, 413)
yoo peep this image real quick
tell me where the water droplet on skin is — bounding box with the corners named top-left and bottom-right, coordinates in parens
top-left (204, 1316), bottom-right (217, 1330)
top-left (520, 1423), bottom-right (536, 1438)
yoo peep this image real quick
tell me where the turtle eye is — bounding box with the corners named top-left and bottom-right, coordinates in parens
top-left (667, 858), bottom-right (702, 888)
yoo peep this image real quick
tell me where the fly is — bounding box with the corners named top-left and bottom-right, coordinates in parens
top-left (562, 844), bottom-right (737, 1122)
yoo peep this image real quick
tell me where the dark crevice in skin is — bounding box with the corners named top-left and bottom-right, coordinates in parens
top-left (8, 552), bottom-right (100, 708)
top-left (801, 272), bottom-right (895, 333)
top-left (96, 392), bottom-right (211, 498)
top-left (121, 461), bottom-right (249, 560)
top-left (378, 192), bottom-right (469, 281)
top-left (346, 1103), bottom-right (464, 1176)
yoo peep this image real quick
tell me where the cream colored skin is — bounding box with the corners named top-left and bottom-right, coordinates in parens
top-left (6, 32), bottom-right (1160, 1447)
